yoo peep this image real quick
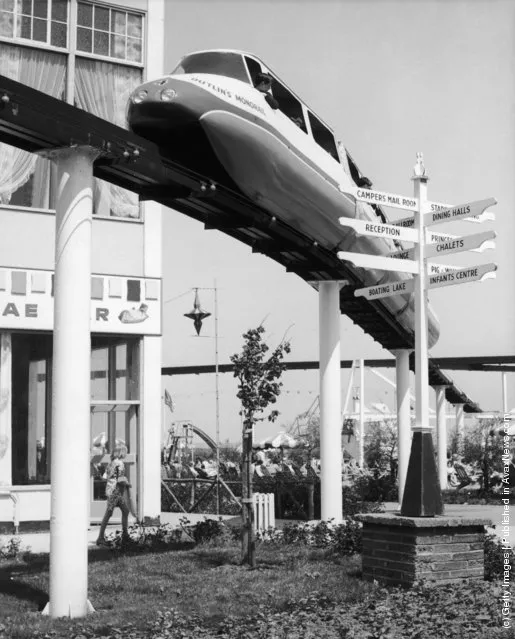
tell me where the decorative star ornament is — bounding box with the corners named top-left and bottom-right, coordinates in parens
top-left (184, 289), bottom-right (211, 335)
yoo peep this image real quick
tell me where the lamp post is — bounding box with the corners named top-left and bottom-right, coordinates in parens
top-left (184, 283), bottom-right (221, 513)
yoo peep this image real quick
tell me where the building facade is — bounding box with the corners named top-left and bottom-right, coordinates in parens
top-left (0, 0), bottom-right (164, 530)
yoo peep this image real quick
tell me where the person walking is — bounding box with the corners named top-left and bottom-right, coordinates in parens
top-left (96, 444), bottom-right (135, 545)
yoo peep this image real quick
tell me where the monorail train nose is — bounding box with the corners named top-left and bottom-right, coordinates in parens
top-left (126, 77), bottom-right (200, 143)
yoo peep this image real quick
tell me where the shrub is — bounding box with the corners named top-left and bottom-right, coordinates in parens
top-left (0, 537), bottom-right (21, 560)
top-left (484, 531), bottom-right (510, 581)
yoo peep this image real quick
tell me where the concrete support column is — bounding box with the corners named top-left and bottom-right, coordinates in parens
top-left (502, 372), bottom-right (508, 415)
top-left (0, 333), bottom-right (12, 486)
top-left (358, 359), bottom-right (365, 467)
top-left (46, 147), bottom-right (97, 618)
top-left (318, 281), bottom-right (343, 523)
top-left (140, 335), bottom-right (162, 524)
top-left (455, 403), bottom-right (465, 456)
top-left (435, 386), bottom-right (448, 489)
top-left (394, 349), bottom-right (411, 504)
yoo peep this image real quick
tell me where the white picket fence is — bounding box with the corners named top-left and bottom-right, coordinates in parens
top-left (253, 492), bottom-right (275, 533)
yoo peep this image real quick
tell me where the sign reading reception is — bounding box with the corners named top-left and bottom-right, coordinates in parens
top-left (0, 267), bottom-right (161, 335)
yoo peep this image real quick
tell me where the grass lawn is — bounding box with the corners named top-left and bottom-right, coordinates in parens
top-left (0, 539), bottom-right (511, 639)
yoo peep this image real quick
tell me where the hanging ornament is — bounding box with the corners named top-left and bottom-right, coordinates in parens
top-left (184, 288), bottom-right (211, 335)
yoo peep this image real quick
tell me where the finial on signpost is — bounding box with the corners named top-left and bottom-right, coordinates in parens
top-left (412, 152), bottom-right (428, 181)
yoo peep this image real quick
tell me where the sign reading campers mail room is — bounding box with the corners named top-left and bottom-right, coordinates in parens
top-left (0, 268), bottom-right (161, 335)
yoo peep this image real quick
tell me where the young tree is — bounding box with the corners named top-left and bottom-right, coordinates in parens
top-left (230, 325), bottom-right (291, 567)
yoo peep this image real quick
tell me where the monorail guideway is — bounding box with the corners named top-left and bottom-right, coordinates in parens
top-left (0, 72), bottom-right (483, 617)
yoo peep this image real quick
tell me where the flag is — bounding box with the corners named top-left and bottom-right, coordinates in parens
top-left (164, 389), bottom-right (175, 413)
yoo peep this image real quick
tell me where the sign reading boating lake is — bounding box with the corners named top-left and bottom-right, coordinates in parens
top-left (355, 279), bottom-right (414, 300)
top-left (341, 186), bottom-right (418, 211)
top-left (338, 217), bottom-right (419, 243)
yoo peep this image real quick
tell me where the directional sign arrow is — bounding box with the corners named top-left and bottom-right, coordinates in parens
top-left (428, 263), bottom-right (497, 290)
top-left (340, 186), bottom-right (418, 211)
top-left (426, 197), bottom-right (497, 227)
top-left (427, 200), bottom-right (496, 224)
top-left (355, 279), bottom-right (415, 300)
top-left (425, 230), bottom-right (496, 259)
top-left (388, 229), bottom-right (496, 261)
top-left (338, 217), bottom-right (419, 243)
top-left (393, 197), bottom-right (497, 228)
top-left (427, 263), bottom-right (460, 275)
top-left (337, 251), bottom-right (419, 274)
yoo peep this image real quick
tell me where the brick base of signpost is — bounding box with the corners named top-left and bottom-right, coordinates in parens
top-left (357, 512), bottom-right (491, 586)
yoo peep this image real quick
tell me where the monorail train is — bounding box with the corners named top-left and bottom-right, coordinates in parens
top-left (127, 49), bottom-right (439, 347)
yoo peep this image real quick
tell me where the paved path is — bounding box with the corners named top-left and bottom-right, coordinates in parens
top-left (1, 503), bottom-right (510, 556)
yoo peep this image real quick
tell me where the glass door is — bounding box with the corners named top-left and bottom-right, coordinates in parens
top-left (89, 338), bottom-right (139, 521)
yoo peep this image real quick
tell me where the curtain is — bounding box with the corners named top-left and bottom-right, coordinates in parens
top-left (75, 58), bottom-right (142, 218)
top-left (0, 43), bottom-right (66, 206)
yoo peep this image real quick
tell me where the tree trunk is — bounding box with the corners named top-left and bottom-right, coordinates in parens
top-left (241, 419), bottom-right (256, 567)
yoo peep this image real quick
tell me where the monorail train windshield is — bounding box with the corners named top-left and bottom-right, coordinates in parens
top-left (171, 51), bottom-right (250, 84)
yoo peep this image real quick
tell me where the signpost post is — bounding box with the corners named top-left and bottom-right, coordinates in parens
top-left (339, 153), bottom-right (497, 516)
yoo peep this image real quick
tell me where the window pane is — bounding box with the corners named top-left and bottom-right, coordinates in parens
top-left (91, 345), bottom-right (109, 401)
top-left (93, 29), bottom-right (108, 56)
top-left (94, 5), bottom-right (108, 31)
top-left (110, 33), bottom-right (125, 59)
top-left (127, 13), bottom-right (141, 38)
top-left (51, 20), bottom-right (66, 47)
top-left (17, 14), bottom-right (31, 38)
top-left (112, 10), bottom-right (125, 34)
top-left (32, 16), bottom-right (46, 41)
top-left (51, 0), bottom-right (67, 22)
top-left (0, 10), bottom-right (14, 36)
top-left (33, 0), bottom-right (47, 19)
top-left (0, 0), bottom-right (15, 12)
top-left (77, 26), bottom-right (92, 52)
top-left (21, 0), bottom-right (32, 16)
top-left (126, 36), bottom-right (141, 63)
top-left (77, 1), bottom-right (92, 27)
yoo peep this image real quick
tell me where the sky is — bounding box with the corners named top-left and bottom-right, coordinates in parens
top-left (158, 0), bottom-right (515, 446)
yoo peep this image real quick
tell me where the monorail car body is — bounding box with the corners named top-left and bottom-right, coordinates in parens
top-left (127, 50), bottom-right (439, 347)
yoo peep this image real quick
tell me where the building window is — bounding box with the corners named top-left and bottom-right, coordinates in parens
top-left (77, 1), bottom-right (143, 64)
top-left (0, 0), bottom-right (68, 48)
top-left (10, 334), bottom-right (139, 485)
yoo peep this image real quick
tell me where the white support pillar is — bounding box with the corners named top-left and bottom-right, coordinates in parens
top-left (455, 403), bottom-right (465, 456)
top-left (394, 349), bottom-right (411, 503)
top-left (318, 281), bottom-right (343, 523)
top-left (502, 372), bottom-right (508, 415)
top-left (413, 172), bottom-right (429, 431)
top-left (358, 359), bottom-right (365, 467)
top-left (0, 333), bottom-right (12, 486)
top-left (45, 147), bottom-right (97, 618)
top-left (435, 386), bottom-right (448, 489)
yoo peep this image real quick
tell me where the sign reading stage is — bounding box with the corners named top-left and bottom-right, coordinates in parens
top-left (338, 217), bottom-right (419, 243)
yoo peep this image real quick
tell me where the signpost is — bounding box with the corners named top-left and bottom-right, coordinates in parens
top-left (338, 153), bottom-right (497, 517)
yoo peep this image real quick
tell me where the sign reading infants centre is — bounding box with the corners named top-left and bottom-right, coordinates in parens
top-left (0, 268), bottom-right (161, 335)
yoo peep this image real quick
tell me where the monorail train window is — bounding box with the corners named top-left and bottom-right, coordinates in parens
top-left (308, 112), bottom-right (339, 162)
top-left (171, 52), bottom-right (250, 83)
top-left (270, 79), bottom-right (307, 132)
top-left (244, 56), bottom-right (263, 85)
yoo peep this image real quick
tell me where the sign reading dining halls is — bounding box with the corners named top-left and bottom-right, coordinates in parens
top-left (393, 197), bottom-right (497, 228)
top-left (338, 217), bottom-right (419, 243)
top-left (0, 267), bottom-right (162, 335)
top-left (340, 186), bottom-right (419, 211)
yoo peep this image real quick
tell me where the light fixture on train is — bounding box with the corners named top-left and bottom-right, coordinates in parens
top-left (132, 89), bottom-right (148, 104)
top-left (160, 88), bottom-right (177, 102)
top-left (184, 288), bottom-right (211, 336)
